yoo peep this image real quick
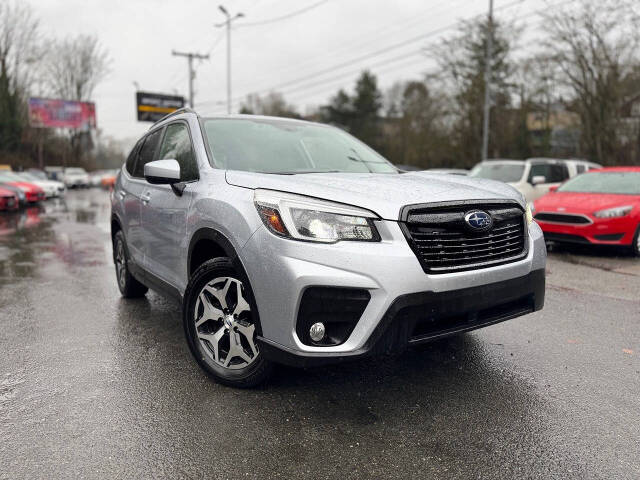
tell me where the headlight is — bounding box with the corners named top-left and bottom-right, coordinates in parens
top-left (593, 206), bottom-right (632, 218)
top-left (254, 189), bottom-right (380, 243)
top-left (525, 203), bottom-right (534, 225)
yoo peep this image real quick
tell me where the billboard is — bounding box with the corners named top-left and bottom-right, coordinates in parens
top-left (136, 91), bottom-right (185, 122)
top-left (28, 98), bottom-right (96, 130)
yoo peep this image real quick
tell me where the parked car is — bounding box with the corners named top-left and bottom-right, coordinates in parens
top-left (15, 171), bottom-right (65, 198)
top-left (111, 109), bottom-right (546, 387)
top-left (471, 158), bottom-right (578, 202)
top-left (0, 180), bottom-right (27, 207)
top-left (0, 172), bottom-right (45, 203)
top-left (0, 186), bottom-right (19, 212)
top-left (563, 159), bottom-right (602, 176)
top-left (533, 167), bottom-right (640, 255)
top-left (63, 167), bottom-right (90, 188)
top-left (101, 170), bottom-right (117, 190)
top-left (426, 168), bottom-right (469, 176)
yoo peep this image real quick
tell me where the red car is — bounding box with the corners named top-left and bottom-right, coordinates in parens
top-left (533, 167), bottom-right (640, 256)
top-left (0, 172), bottom-right (45, 203)
top-left (0, 186), bottom-right (19, 211)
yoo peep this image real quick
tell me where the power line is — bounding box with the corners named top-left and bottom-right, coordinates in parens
top-left (236, 0), bottom-right (330, 27)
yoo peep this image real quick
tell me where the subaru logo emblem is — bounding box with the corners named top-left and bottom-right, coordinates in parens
top-left (464, 211), bottom-right (493, 231)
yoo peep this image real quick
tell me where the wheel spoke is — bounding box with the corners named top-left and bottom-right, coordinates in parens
top-left (195, 292), bottom-right (224, 327)
top-left (236, 323), bottom-right (257, 357)
top-left (204, 278), bottom-right (232, 310)
top-left (198, 326), bottom-right (225, 362)
top-left (232, 281), bottom-right (251, 317)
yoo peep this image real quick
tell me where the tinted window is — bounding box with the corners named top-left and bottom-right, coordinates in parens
top-left (575, 164), bottom-right (586, 174)
top-left (125, 140), bottom-right (142, 175)
top-left (558, 172), bottom-right (640, 195)
top-left (158, 123), bottom-right (199, 181)
top-left (133, 129), bottom-right (163, 178)
top-left (528, 163), bottom-right (568, 183)
top-left (470, 163), bottom-right (525, 183)
top-left (202, 118), bottom-right (397, 174)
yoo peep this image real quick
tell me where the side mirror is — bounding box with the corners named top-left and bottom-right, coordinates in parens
top-left (144, 159), bottom-right (180, 185)
top-left (531, 175), bottom-right (546, 185)
top-left (548, 185), bottom-right (559, 193)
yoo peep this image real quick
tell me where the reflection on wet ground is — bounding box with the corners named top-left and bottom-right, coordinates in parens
top-left (0, 191), bottom-right (111, 282)
top-left (0, 190), bottom-right (638, 479)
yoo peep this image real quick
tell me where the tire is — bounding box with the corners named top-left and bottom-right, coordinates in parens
top-left (183, 257), bottom-right (273, 388)
top-left (632, 224), bottom-right (640, 257)
top-left (113, 230), bottom-right (148, 298)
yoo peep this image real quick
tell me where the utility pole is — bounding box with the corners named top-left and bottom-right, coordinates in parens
top-left (216, 5), bottom-right (244, 114)
top-left (481, 0), bottom-right (494, 161)
top-left (171, 50), bottom-right (210, 108)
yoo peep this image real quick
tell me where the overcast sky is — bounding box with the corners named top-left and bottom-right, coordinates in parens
top-left (30, 0), bottom-right (548, 147)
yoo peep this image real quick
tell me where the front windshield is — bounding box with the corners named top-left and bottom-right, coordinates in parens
top-left (202, 118), bottom-right (398, 174)
top-left (470, 163), bottom-right (525, 183)
top-left (558, 172), bottom-right (640, 195)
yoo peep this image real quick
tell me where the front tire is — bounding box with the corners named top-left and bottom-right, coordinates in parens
top-left (183, 258), bottom-right (273, 388)
top-left (113, 230), bottom-right (148, 298)
top-left (632, 224), bottom-right (640, 257)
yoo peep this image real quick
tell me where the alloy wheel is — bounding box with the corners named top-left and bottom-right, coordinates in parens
top-left (194, 276), bottom-right (259, 370)
top-left (115, 239), bottom-right (126, 289)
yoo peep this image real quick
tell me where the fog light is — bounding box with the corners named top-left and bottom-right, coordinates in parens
top-left (309, 322), bottom-right (326, 342)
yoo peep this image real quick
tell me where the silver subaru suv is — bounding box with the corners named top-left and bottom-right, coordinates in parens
top-left (111, 108), bottom-right (546, 387)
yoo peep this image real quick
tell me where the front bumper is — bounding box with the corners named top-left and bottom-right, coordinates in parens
top-left (241, 219), bottom-right (546, 364)
top-left (537, 216), bottom-right (636, 245)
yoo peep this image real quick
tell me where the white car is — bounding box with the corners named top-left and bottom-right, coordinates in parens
top-left (5, 171), bottom-right (61, 199)
top-left (63, 167), bottom-right (90, 188)
top-left (23, 170), bottom-right (66, 197)
top-left (470, 158), bottom-right (600, 202)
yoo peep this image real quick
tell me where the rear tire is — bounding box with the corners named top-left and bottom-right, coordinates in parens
top-left (183, 257), bottom-right (273, 388)
top-left (113, 230), bottom-right (148, 298)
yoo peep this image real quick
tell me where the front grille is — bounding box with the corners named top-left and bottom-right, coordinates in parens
top-left (401, 201), bottom-right (527, 274)
top-left (534, 212), bottom-right (591, 224)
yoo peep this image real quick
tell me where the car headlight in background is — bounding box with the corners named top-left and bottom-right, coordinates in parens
top-left (525, 203), bottom-right (534, 225)
top-left (593, 206), bottom-right (632, 218)
top-left (254, 189), bottom-right (380, 243)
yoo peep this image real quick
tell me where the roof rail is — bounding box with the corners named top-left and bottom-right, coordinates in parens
top-left (149, 107), bottom-right (197, 129)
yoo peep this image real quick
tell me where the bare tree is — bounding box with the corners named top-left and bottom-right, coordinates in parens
top-left (0, 1), bottom-right (42, 152)
top-left (543, 0), bottom-right (640, 163)
top-left (45, 34), bottom-right (110, 102)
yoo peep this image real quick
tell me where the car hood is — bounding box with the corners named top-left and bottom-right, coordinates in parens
top-left (4, 181), bottom-right (42, 193)
top-left (534, 192), bottom-right (640, 214)
top-left (225, 171), bottom-right (523, 220)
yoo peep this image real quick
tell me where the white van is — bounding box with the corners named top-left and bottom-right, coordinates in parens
top-left (470, 158), bottom-right (601, 202)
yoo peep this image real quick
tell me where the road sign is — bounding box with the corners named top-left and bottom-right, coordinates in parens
top-left (136, 91), bottom-right (185, 122)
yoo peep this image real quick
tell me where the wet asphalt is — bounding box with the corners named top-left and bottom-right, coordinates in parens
top-left (0, 189), bottom-right (638, 480)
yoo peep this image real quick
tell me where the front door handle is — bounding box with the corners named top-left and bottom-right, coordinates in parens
top-left (140, 193), bottom-right (151, 204)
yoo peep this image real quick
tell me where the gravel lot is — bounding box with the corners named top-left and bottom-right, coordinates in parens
top-left (1, 189), bottom-right (638, 479)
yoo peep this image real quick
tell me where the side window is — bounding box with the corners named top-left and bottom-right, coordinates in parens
top-left (548, 164), bottom-right (569, 182)
top-left (575, 164), bottom-right (586, 174)
top-left (157, 123), bottom-right (199, 181)
top-left (132, 129), bottom-right (163, 178)
top-left (125, 139), bottom-right (142, 175)
top-left (528, 164), bottom-right (547, 183)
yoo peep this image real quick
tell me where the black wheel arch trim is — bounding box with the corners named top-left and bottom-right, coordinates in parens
top-left (186, 227), bottom-right (264, 337)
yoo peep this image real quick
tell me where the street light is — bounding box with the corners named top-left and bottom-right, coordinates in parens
top-left (216, 5), bottom-right (244, 114)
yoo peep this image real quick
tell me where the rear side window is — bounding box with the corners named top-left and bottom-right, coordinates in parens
top-left (575, 164), bottom-right (586, 174)
top-left (125, 139), bottom-right (142, 175)
top-left (157, 123), bottom-right (199, 181)
top-left (528, 163), bottom-right (569, 183)
top-left (133, 129), bottom-right (164, 178)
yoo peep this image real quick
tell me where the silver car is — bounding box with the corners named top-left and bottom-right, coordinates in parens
top-left (111, 109), bottom-right (546, 387)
